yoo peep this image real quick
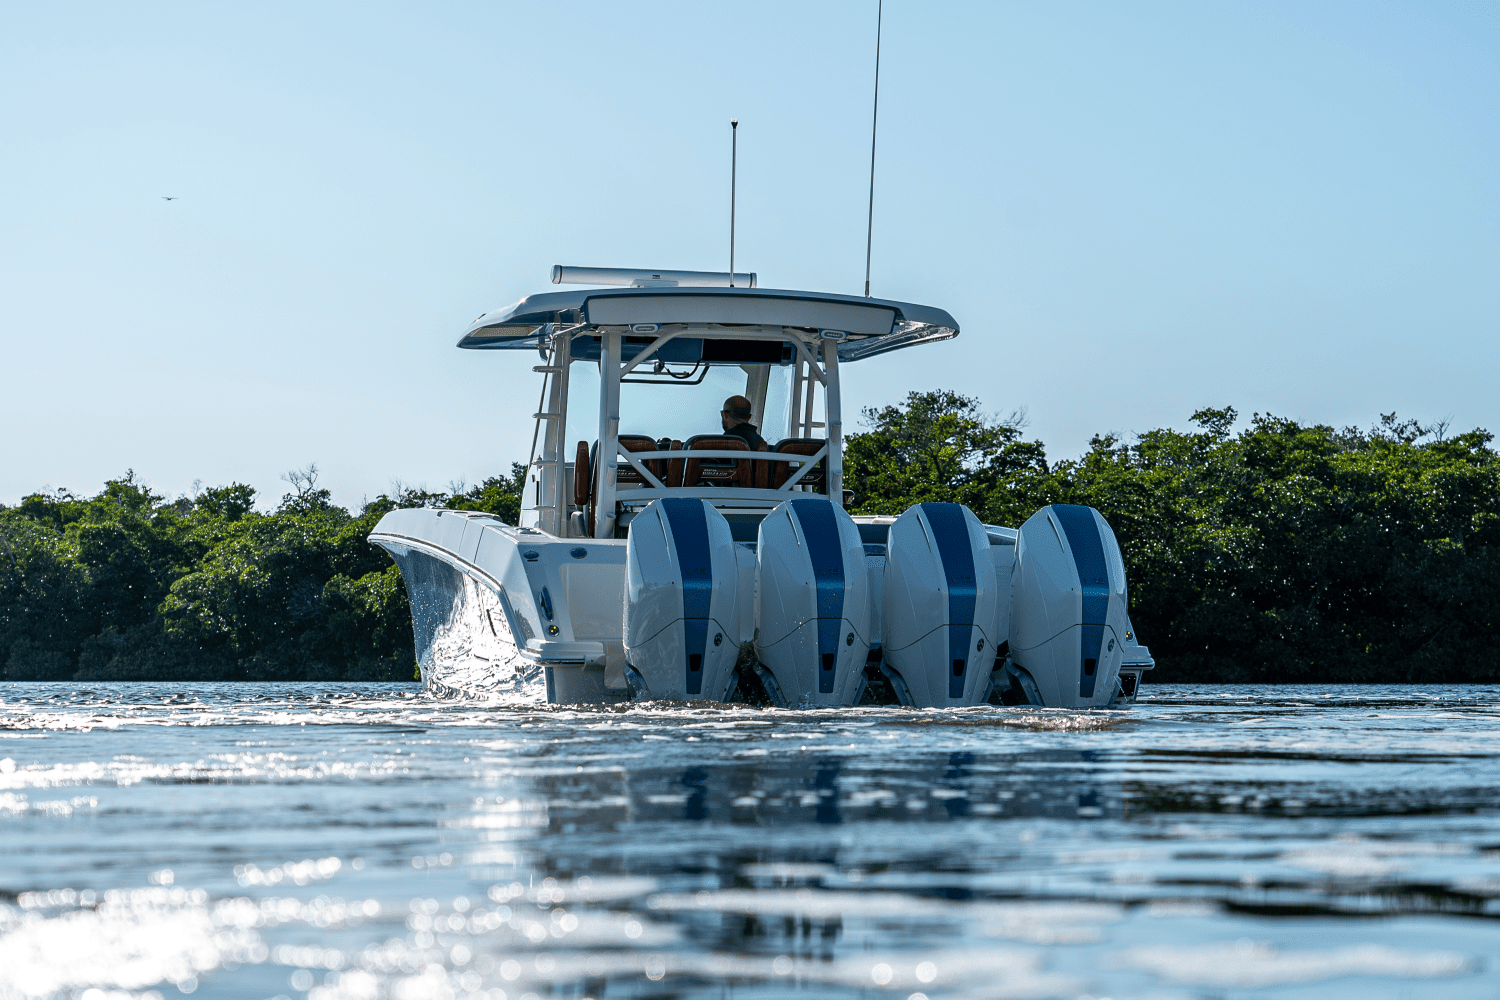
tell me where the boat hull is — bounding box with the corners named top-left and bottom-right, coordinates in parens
top-left (371, 502), bottom-right (1152, 707)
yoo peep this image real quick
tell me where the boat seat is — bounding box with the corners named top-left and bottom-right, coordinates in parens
top-left (574, 440), bottom-right (591, 508)
top-left (752, 440), bottom-right (773, 489)
top-left (674, 435), bottom-right (751, 488)
top-left (575, 436), bottom-right (665, 497)
top-left (616, 435), bottom-right (663, 488)
top-left (577, 435), bottom-right (670, 535)
top-left (771, 437), bottom-right (828, 492)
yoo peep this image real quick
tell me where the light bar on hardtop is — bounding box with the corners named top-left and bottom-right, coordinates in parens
top-left (551, 265), bottom-right (758, 288)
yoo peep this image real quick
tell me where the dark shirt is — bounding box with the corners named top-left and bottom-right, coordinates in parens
top-left (723, 421), bottom-right (766, 451)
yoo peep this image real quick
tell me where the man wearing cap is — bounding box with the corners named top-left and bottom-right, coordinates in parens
top-left (719, 395), bottom-right (766, 450)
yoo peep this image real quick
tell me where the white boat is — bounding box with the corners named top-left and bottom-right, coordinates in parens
top-left (371, 266), bottom-right (1154, 707)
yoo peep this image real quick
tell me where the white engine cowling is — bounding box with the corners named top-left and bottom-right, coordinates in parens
top-left (624, 497), bottom-right (741, 701)
top-left (881, 502), bottom-right (1002, 707)
top-left (755, 497), bottom-right (871, 707)
top-left (1008, 504), bottom-right (1130, 708)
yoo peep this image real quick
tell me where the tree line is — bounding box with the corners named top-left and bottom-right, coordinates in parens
top-left (0, 465), bottom-right (524, 682)
top-left (845, 393), bottom-right (1500, 683)
top-left (3, 392), bottom-right (1497, 683)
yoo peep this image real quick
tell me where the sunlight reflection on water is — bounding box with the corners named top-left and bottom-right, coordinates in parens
top-left (2, 683), bottom-right (1499, 999)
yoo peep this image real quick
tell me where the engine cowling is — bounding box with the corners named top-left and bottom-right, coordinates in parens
top-left (755, 497), bottom-right (871, 707)
top-left (881, 502), bottom-right (1002, 707)
top-left (624, 497), bottom-right (741, 701)
top-left (1008, 504), bottom-right (1130, 708)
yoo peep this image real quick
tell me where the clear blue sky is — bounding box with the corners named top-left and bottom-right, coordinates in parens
top-left (3, 2), bottom-right (1496, 510)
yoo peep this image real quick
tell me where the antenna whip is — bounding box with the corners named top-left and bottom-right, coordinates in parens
top-left (730, 118), bottom-right (739, 288)
top-left (864, 0), bottom-right (882, 298)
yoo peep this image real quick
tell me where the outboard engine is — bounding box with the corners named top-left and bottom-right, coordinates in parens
top-left (1008, 504), bottom-right (1130, 708)
top-left (881, 503), bottom-right (1002, 707)
top-left (625, 498), bottom-right (742, 701)
top-left (755, 497), bottom-right (871, 706)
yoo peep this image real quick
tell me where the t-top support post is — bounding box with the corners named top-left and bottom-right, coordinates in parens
top-left (549, 328), bottom-right (571, 536)
top-left (823, 338), bottom-right (843, 501)
top-left (594, 330), bottom-right (623, 538)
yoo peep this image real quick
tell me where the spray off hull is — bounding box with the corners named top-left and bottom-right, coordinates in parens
top-left (370, 508), bottom-right (627, 703)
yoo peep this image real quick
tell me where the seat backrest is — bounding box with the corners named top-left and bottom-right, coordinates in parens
top-left (752, 441), bottom-right (772, 489)
top-left (649, 437), bottom-right (673, 481)
top-left (574, 440), bottom-right (591, 507)
top-left (771, 438), bottom-right (827, 491)
top-left (680, 435), bottom-right (750, 488)
top-left (579, 437), bottom-right (661, 535)
top-left (664, 440), bottom-right (686, 488)
top-left (616, 435), bottom-right (661, 488)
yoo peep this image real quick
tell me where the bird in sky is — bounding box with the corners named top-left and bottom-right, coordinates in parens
top-left (162, 196), bottom-right (177, 201)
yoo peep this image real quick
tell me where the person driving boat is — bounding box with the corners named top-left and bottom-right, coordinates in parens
top-left (720, 395), bottom-right (767, 450)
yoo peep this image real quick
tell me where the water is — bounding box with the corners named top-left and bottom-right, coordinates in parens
top-left (3, 684), bottom-right (1499, 1000)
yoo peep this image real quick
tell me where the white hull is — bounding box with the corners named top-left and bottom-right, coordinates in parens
top-left (372, 501), bottom-right (1154, 707)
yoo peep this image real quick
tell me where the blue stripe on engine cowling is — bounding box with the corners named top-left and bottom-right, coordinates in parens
top-left (1051, 504), bottom-right (1109, 699)
top-left (789, 499), bottom-right (844, 694)
top-left (660, 498), bottom-right (713, 696)
top-left (920, 503), bottom-right (978, 699)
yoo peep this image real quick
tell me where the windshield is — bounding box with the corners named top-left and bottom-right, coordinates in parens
top-left (565, 362), bottom-right (794, 448)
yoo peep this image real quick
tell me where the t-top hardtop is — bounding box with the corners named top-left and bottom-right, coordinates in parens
top-left (459, 266), bottom-right (961, 539)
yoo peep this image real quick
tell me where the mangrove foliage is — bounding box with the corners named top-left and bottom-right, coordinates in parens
top-left (4, 394), bottom-right (1497, 684)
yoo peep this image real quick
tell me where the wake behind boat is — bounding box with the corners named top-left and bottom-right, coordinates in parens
top-left (371, 266), bottom-right (1154, 707)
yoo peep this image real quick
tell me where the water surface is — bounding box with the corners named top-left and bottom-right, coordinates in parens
top-left (3, 683), bottom-right (1499, 999)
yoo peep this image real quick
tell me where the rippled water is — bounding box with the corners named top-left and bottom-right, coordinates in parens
top-left (3, 683), bottom-right (1499, 1000)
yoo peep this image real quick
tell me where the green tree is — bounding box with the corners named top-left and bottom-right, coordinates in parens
top-left (5, 408), bottom-right (1496, 684)
top-left (845, 392), bottom-right (1500, 684)
top-left (845, 390), bottom-right (1049, 514)
top-left (0, 462), bottom-right (529, 682)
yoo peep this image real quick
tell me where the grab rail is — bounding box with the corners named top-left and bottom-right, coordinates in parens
top-left (612, 445), bottom-right (830, 491)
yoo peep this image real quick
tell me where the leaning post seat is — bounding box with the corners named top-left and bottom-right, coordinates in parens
top-left (771, 438), bottom-right (829, 492)
top-left (678, 436), bottom-right (751, 488)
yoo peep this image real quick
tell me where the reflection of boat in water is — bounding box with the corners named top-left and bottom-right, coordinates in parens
top-left (371, 266), bottom-right (1154, 707)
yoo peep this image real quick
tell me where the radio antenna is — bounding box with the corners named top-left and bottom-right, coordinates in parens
top-left (730, 118), bottom-right (739, 288)
top-left (863, 0), bottom-right (882, 298)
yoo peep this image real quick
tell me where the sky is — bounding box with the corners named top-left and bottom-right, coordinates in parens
top-left (2, 1), bottom-right (1496, 510)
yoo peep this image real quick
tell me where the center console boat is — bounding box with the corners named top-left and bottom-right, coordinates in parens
top-left (370, 266), bottom-right (1154, 706)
